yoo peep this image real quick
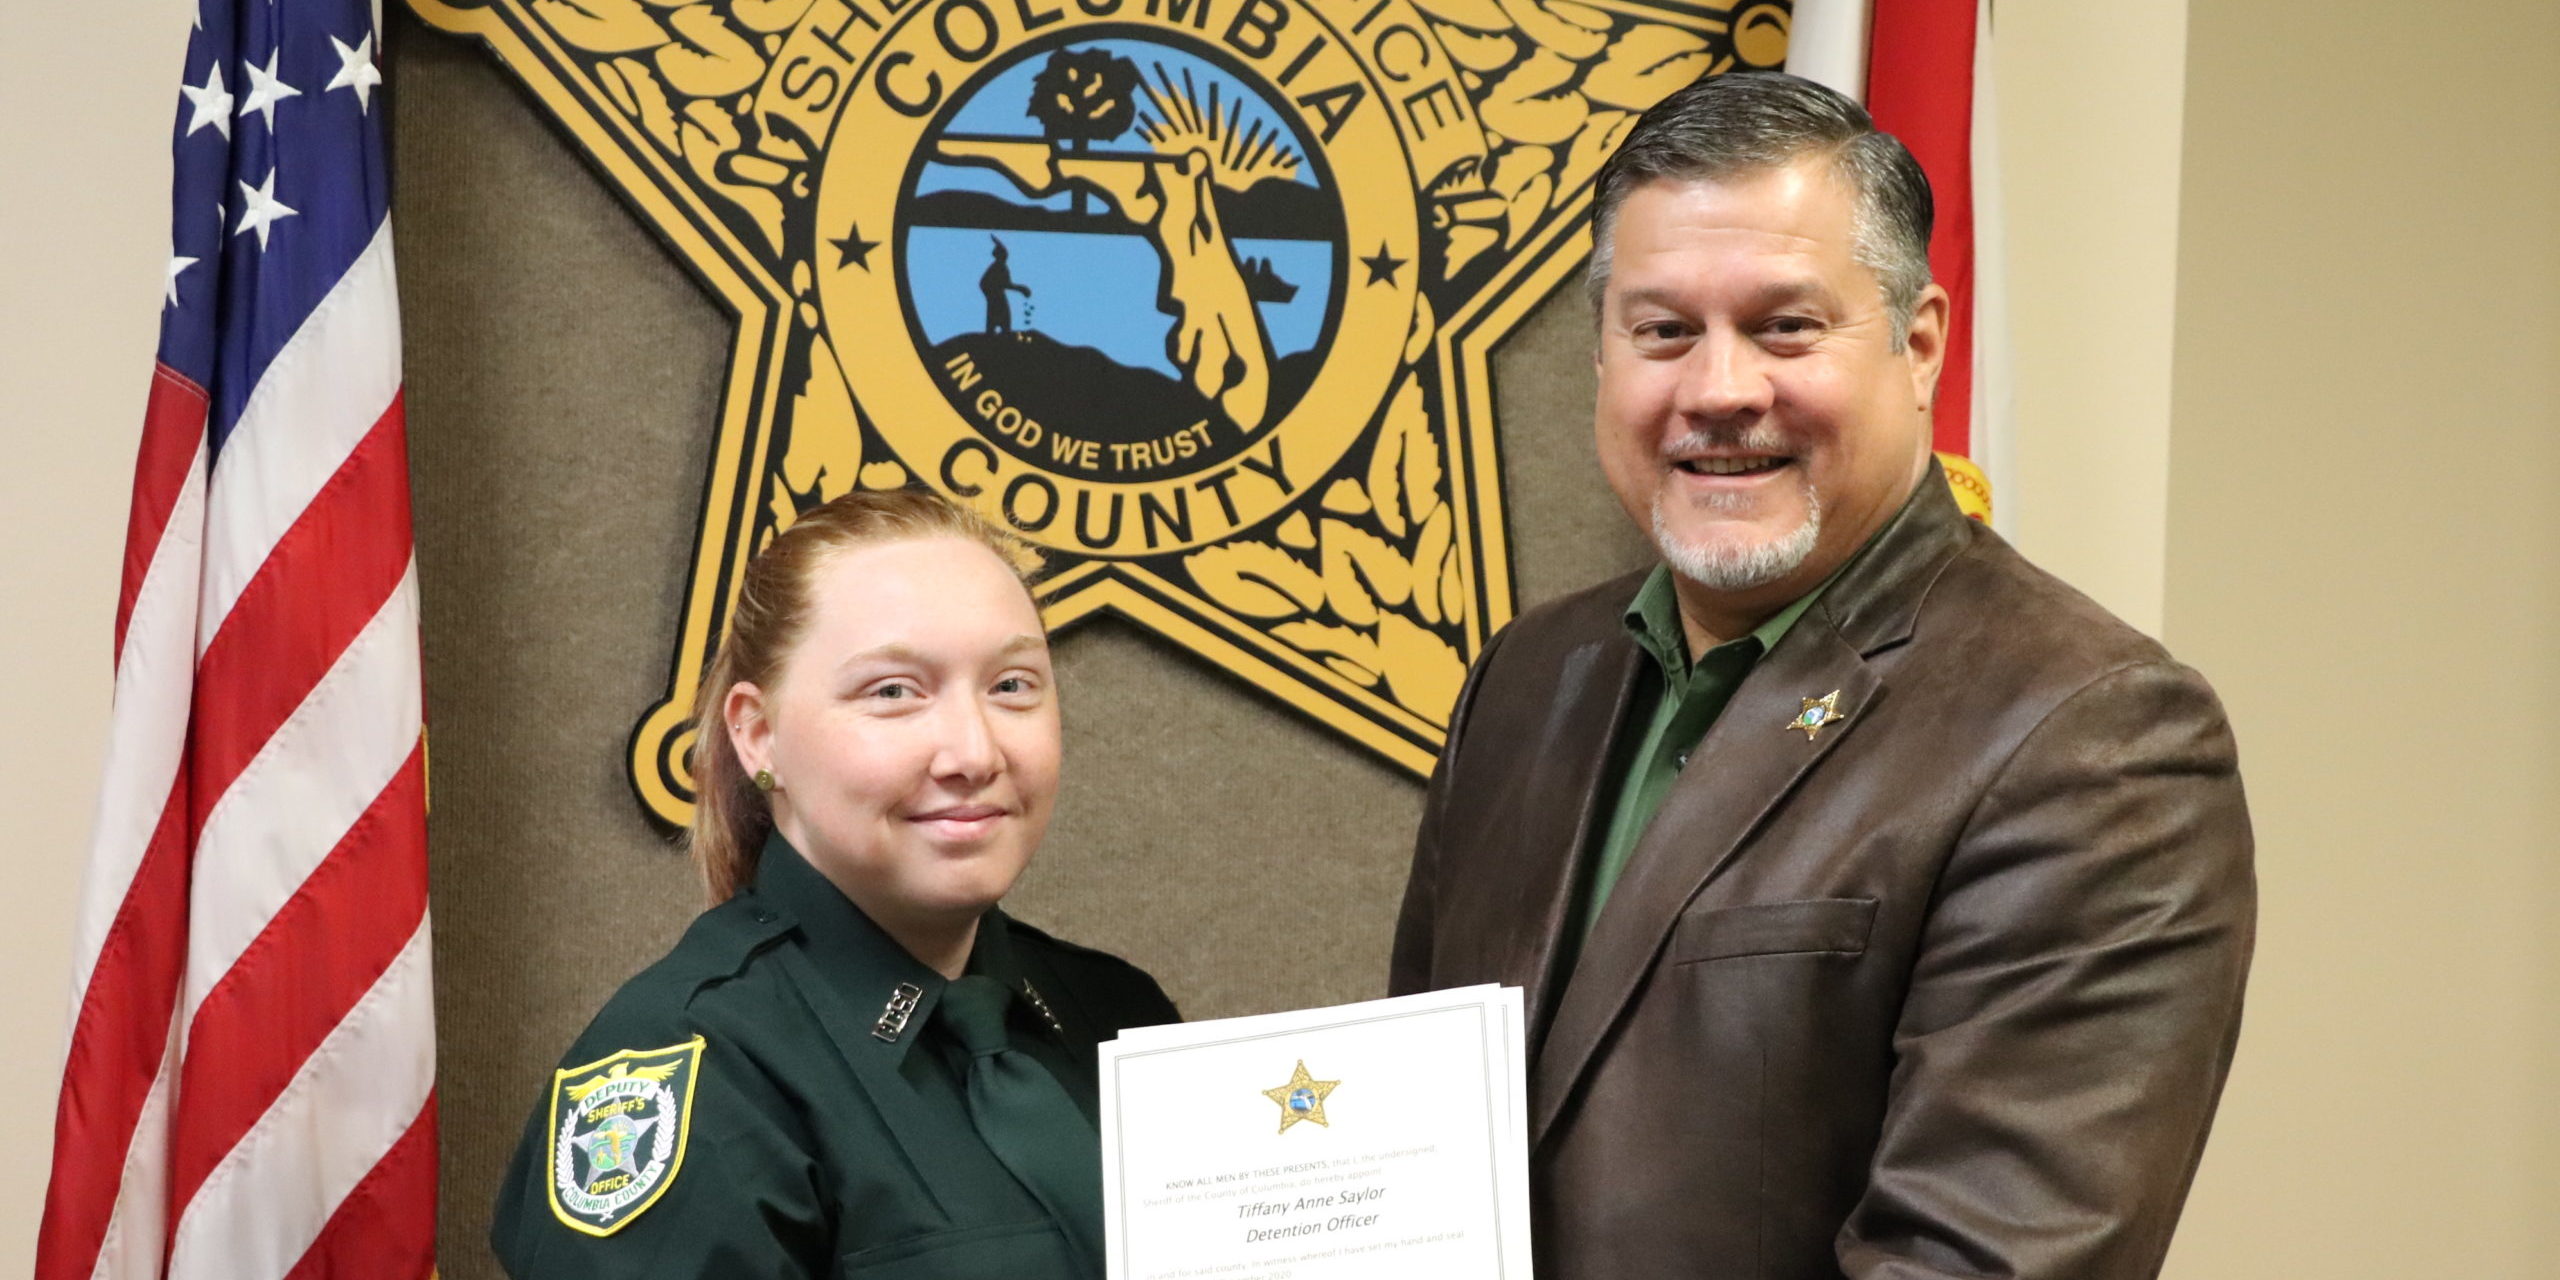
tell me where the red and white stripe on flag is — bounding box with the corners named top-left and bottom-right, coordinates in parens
top-left (1788, 0), bottom-right (2008, 525)
top-left (37, 1), bottom-right (437, 1277)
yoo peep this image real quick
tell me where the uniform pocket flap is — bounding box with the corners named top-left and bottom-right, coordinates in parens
top-left (837, 1220), bottom-right (1080, 1276)
top-left (1670, 897), bottom-right (1877, 964)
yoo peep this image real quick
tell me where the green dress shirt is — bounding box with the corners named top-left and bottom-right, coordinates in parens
top-left (1564, 566), bottom-right (1827, 964)
top-left (491, 834), bottom-right (1177, 1278)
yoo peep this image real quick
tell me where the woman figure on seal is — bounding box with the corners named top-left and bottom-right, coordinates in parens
top-left (492, 489), bottom-right (1176, 1278)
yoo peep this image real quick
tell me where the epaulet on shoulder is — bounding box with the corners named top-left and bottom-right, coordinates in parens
top-left (675, 892), bottom-right (798, 978)
top-left (591, 895), bottom-right (795, 1030)
top-left (1007, 917), bottom-right (1148, 977)
top-left (1006, 915), bottom-right (1102, 958)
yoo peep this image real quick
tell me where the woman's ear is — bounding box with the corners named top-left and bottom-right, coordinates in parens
top-left (722, 682), bottom-right (773, 780)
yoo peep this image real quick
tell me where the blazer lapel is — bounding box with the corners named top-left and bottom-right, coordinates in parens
top-left (1529, 614), bottom-right (1883, 1147)
top-left (1480, 631), bottom-right (1647, 1055)
top-left (1523, 468), bottom-right (1973, 1148)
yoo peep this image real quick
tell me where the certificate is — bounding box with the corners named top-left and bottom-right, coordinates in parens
top-left (1098, 986), bottom-right (1532, 1280)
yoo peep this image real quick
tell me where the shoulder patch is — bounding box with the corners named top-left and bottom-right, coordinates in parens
top-left (545, 1037), bottom-right (705, 1237)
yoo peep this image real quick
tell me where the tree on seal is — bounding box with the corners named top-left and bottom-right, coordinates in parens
top-left (1028, 48), bottom-right (1141, 216)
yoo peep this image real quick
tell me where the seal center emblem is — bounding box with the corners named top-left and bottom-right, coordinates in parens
top-left (898, 35), bottom-right (1346, 487)
top-left (817, 0), bottom-right (1420, 558)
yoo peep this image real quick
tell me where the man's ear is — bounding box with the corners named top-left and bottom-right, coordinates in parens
top-left (1591, 275), bottom-right (1614, 373)
top-left (721, 682), bottom-right (772, 778)
top-left (1902, 283), bottom-right (1953, 409)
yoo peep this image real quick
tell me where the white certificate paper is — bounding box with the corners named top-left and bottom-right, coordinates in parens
top-left (1098, 986), bottom-right (1531, 1280)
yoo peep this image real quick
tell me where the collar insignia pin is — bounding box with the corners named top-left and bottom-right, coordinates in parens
top-left (1020, 980), bottom-right (1066, 1038)
top-left (873, 982), bottom-right (924, 1042)
top-left (1788, 690), bottom-right (1847, 741)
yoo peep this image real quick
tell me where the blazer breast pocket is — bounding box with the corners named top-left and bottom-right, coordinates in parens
top-left (1668, 897), bottom-right (1877, 965)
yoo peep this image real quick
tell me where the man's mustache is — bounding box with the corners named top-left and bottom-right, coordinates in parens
top-left (1660, 427), bottom-right (1799, 459)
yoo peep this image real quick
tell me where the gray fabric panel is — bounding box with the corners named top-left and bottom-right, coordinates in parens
top-left (388, 10), bottom-right (1648, 1272)
top-left (391, 15), bottom-right (719, 1273)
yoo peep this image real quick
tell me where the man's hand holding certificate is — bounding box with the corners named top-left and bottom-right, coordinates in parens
top-left (1098, 987), bottom-right (1532, 1279)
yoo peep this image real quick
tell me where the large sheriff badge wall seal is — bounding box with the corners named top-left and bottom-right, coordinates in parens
top-left (411, 0), bottom-right (1794, 824)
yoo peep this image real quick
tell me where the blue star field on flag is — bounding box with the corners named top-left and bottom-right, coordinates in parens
top-left (162, 0), bottom-right (391, 456)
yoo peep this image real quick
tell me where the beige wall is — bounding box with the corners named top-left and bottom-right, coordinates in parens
top-left (2157, 0), bottom-right (2560, 1273)
top-left (0, 1), bottom-right (196, 1271)
top-left (1995, 2), bottom-right (2190, 634)
top-left (4, 1), bottom-right (2554, 1275)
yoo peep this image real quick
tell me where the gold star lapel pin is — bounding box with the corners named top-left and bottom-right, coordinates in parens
top-left (1787, 690), bottom-right (1847, 741)
top-left (1261, 1060), bottom-right (1341, 1134)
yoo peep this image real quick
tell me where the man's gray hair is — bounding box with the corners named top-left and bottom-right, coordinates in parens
top-left (1586, 72), bottom-right (1935, 350)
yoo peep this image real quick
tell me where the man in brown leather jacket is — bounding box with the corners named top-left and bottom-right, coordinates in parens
top-left (1390, 72), bottom-right (2253, 1279)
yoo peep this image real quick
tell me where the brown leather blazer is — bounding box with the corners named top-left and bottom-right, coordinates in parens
top-left (1392, 475), bottom-right (2254, 1279)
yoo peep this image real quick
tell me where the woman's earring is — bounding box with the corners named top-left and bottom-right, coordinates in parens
top-left (752, 768), bottom-right (776, 793)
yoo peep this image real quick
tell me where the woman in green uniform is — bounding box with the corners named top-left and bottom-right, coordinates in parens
top-left (491, 489), bottom-right (1177, 1278)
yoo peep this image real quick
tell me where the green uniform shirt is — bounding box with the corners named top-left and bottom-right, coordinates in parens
top-left (1565, 567), bottom-right (1827, 963)
top-left (491, 834), bottom-right (1178, 1278)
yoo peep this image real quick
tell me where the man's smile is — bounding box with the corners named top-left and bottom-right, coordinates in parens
top-left (1672, 454), bottom-right (1794, 477)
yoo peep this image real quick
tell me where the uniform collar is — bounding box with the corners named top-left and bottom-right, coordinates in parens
top-left (1620, 563), bottom-right (1825, 687)
top-left (745, 833), bottom-right (1042, 1061)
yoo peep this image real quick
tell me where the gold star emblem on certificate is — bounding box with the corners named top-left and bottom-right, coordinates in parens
top-left (1787, 690), bottom-right (1848, 741)
top-left (1261, 1060), bottom-right (1340, 1135)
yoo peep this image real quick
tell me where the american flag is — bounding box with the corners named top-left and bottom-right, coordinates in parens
top-left (36, 0), bottom-right (437, 1277)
